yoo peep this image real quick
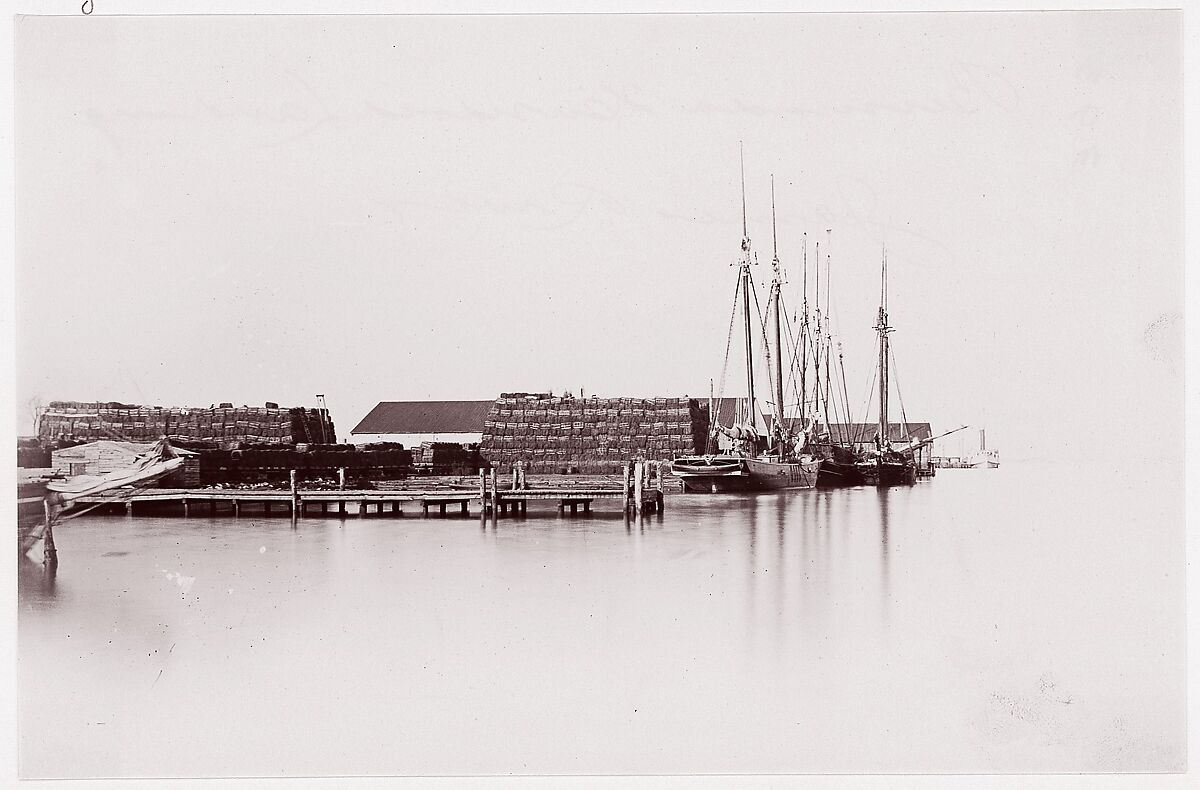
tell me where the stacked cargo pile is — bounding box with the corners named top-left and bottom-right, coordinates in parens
top-left (16, 437), bottom-right (52, 469)
top-left (38, 401), bottom-right (336, 446)
top-left (480, 395), bottom-right (710, 473)
top-left (410, 442), bottom-right (482, 475)
top-left (195, 443), bottom-right (413, 485)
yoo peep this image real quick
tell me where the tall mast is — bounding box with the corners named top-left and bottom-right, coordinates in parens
top-left (824, 229), bottom-right (834, 443)
top-left (800, 232), bottom-right (808, 428)
top-left (813, 239), bottom-right (821, 434)
top-left (739, 143), bottom-right (756, 434)
top-left (876, 245), bottom-right (891, 448)
top-left (770, 175), bottom-right (785, 455)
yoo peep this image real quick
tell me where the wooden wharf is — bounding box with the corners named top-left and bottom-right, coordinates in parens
top-left (71, 461), bottom-right (668, 520)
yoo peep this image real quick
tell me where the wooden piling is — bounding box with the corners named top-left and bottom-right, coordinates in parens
top-left (290, 470), bottom-right (299, 519)
top-left (43, 499), bottom-right (57, 567)
top-left (622, 463), bottom-right (632, 513)
top-left (634, 460), bottom-right (644, 516)
top-left (182, 498), bottom-right (189, 517)
top-left (479, 469), bottom-right (486, 511)
top-left (490, 467), bottom-right (498, 515)
top-left (233, 499), bottom-right (240, 517)
top-left (338, 467), bottom-right (345, 490)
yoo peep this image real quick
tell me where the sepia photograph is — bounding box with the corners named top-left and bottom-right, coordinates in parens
top-left (7, 3), bottom-right (1190, 786)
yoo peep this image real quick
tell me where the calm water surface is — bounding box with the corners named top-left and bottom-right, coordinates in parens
top-left (18, 462), bottom-right (1185, 777)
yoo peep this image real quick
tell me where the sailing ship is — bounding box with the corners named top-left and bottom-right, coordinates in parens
top-left (672, 157), bottom-right (819, 493)
top-left (802, 231), bottom-right (867, 488)
top-left (856, 248), bottom-right (919, 487)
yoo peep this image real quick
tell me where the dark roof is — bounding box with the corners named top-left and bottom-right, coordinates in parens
top-left (823, 422), bottom-right (933, 443)
top-left (352, 401), bottom-right (493, 435)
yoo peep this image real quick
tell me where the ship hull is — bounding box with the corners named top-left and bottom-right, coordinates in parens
top-left (857, 460), bottom-right (917, 487)
top-left (968, 450), bottom-right (1001, 469)
top-left (816, 459), bottom-right (866, 488)
top-left (672, 455), bottom-right (819, 493)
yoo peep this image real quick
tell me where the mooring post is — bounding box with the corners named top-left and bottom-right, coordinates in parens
top-left (125, 500), bottom-right (134, 516)
top-left (479, 469), bottom-right (486, 512)
top-left (421, 499), bottom-right (429, 517)
top-left (460, 501), bottom-right (468, 515)
top-left (634, 460), bottom-right (644, 516)
top-left (358, 500), bottom-right (367, 517)
top-left (233, 498), bottom-right (240, 517)
top-left (182, 498), bottom-right (189, 517)
top-left (338, 467), bottom-right (345, 490)
top-left (489, 467), bottom-right (498, 515)
top-left (517, 461), bottom-right (526, 490)
top-left (622, 462), bottom-right (632, 513)
top-left (42, 499), bottom-right (57, 567)
top-left (290, 470), bottom-right (299, 519)
top-left (511, 465), bottom-right (518, 491)
top-left (656, 461), bottom-right (665, 513)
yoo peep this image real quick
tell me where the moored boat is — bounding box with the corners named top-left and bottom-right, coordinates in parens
top-left (672, 155), bottom-right (818, 493)
top-left (856, 246), bottom-right (917, 487)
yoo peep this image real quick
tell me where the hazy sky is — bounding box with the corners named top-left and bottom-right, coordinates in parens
top-left (14, 11), bottom-right (1182, 459)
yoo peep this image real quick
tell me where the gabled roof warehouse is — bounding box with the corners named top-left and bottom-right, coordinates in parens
top-left (351, 401), bottom-right (494, 436)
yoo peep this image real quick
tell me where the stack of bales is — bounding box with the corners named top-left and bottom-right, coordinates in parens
top-left (38, 401), bottom-right (336, 446)
top-left (195, 443), bottom-right (413, 485)
top-left (16, 437), bottom-right (52, 468)
top-left (410, 442), bottom-right (482, 475)
top-left (480, 395), bottom-right (710, 473)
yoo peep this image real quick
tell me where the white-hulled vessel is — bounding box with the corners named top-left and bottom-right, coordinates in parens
top-left (968, 429), bottom-right (1000, 468)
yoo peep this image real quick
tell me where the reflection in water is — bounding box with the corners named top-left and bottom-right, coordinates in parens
top-left (15, 464), bottom-right (1186, 776)
top-left (17, 555), bottom-right (58, 605)
top-left (878, 487), bottom-right (891, 624)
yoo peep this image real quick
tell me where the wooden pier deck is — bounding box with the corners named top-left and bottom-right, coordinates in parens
top-left (73, 462), bottom-right (669, 519)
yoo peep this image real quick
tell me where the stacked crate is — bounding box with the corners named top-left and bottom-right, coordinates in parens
top-left (410, 442), bottom-right (482, 475)
top-left (480, 395), bottom-right (710, 473)
top-left (38, 401), bottom-right (336, 446)
top-left (195, 443), bottom-right (415, 485)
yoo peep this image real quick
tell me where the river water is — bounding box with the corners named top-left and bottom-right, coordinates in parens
top-left (17, 462), bottom-right (1185, 778)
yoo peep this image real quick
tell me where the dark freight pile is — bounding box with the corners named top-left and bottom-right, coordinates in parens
top-left (481, 395), bottom-right (709, 473)
top-left (193, 444), bottom-right (413, 485)
top-left (38, 401), bottom-right (336, 446)
top-left (410, 442), bottom-right (481, 474)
